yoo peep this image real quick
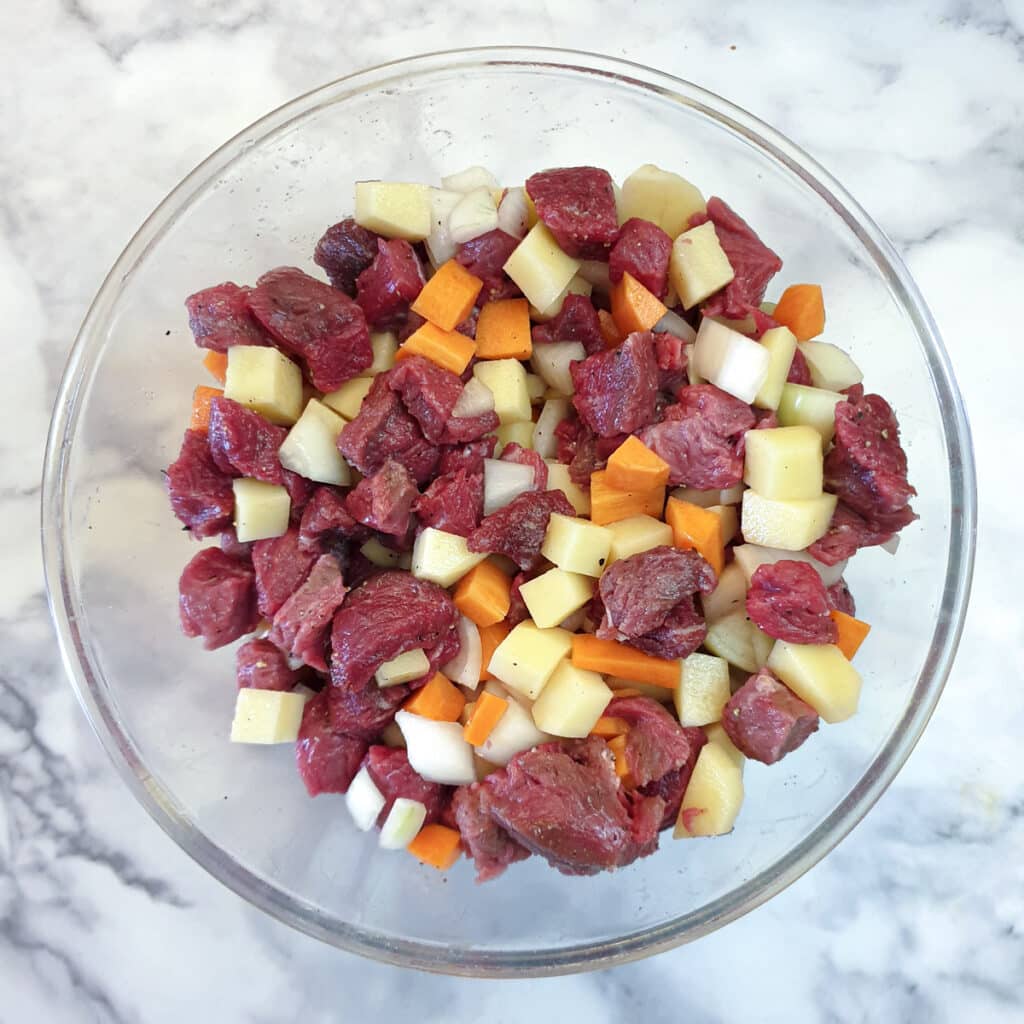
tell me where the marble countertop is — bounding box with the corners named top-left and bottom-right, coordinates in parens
top-left (4, 1), bottom-right (1022, 1020)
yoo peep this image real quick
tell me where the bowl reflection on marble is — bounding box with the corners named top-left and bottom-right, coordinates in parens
top-left (41, 47), bottom-right (975, 976)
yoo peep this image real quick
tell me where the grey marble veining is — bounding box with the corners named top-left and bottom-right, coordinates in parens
top-left (2, 0), bottom-right (1022, 1020)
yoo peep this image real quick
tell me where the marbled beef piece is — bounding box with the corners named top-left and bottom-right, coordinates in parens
top-left (296, 691), bottom-right (368, 796)
top-left (298, 487), bottom-right (367, 554)
top-left (327, 678), bottom-right (409, 740)
top-left (451, 784), bottom-right (531, 882)
top-left (746, 560), bottom-right (838, 645)
top-left (438, 436), bottom-right (496, 476)
top-left (629, 599), bottom-right (708, 661)
top-left (826, 578), bottom-right (857, 617)
top-left (345, 460), bottom-right (418, 537)
top-left (500, 442), bottom-right (547, 490)
top-left (570, 332), bottom-right (660, 437)
top-left (467, 489), bottom-right (576, 571)
top-left (251, 527), bottom-right (317, 620)
top-left (609, 218), bottom-right (673, 299)
top-left (654, 331), bottom-right (688, 394)
top-left (456, 229), bottom-right (521, 302)
top-left (531, 293), bottom-right (605, 355)
top-left (206, 397), bottom-right (286, 483)
top-left (178, 547), bottom-right (260, 650)
top-left (363, 745), bottom-right (449, 827)
top-left (219, 527), bottom-right (253, 563)
top-left (606, 696), bottom-right (704, 791)
top-left (355, 238), bottom-right (426, 330)
top-left (506, 568), bottom-right (539, 628)
top-left (413, 469), bottom-right (484, 538)
top-left (526, 167), bottom-right (619, 259)
top-left (235, 638), bottom-right (302, 691)
top-left (166, 429), bottom-right (234, 539)
top-left (314, 218), bottom-right (380, 296)
top-left (269, 554), bottom-right (348, 672)
top-left (721, 668), bottom-right (819, 764)
top-left (185, 282), bottom-right (269, 352)
top-left (786, 347), bottom-right (813, 385)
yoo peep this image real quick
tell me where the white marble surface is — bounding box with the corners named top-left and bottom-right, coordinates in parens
top-left (3, 0), bottom-right (1022, 1020)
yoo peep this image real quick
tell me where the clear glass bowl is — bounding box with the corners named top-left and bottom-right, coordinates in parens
top-left (41, 48), bottom-right (975, 976)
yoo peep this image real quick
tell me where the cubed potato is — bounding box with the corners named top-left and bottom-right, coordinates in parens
top-left (732, 543), bottom-right (846, 587)
top-left (519, 568), bottom-right (594, 629)
top-left (475, 684), bottom-right (550, 764)
top-left (375, 648), bottom-right (430, 687)
top-left (777, 383), bottom-right (847, 444)
top-left (675, 652), bottom-right (731, 726)
top-left (411, 527), bottom-right (487, 587)
top-left (619, 164), bottom-right (707, 238)
top-left (700, 561), bottom-right (747, 622)
top-left (799, 340), bottom-right (863, 393)
top-left (706, 504), bottom-right (739, 544)
top-left (233, 478), bottom-right (290, 543)
top-left (767, 640), bottom-right (862, 723)
top-left (482, 458), bottom-right (534, 515)
top-left (531, 273), bottom-right (593, 322)
top-left (531, 341), bottom-right (585, 396)
top-left (741, 490), bottom-right (837, 550)
top-left (488, 621), bottom-right (573, 700)
top-left (354, 181), bottom-right (431, 240)
top-left (473, 358), bottom-right (532, 424)
top-left (545, 462), bottom-right (591, 516)
top-left (360, 537), bottom-right (411, 569)
top-left (493, 421), bottom-right (535, 450)
top-left (751, 624), bottom-right (776, 666)
top-left (703, 610), bottom-right (760, 672)
top-left (541, 513), bottom-right (614, 578)
top-left (321, 376), bottom-right (373, 420)
top-left (704, 722), bottom-right (746, 770)
top-left (230, 688), bottom-right (307, 744)
top-left (753, 326), bottom-right (798, 410)
top-left (743, 425), bottom-right (823, 501)
top-left (531, 660), bottom-right (613, 738)
top-left (674, 741), bottom-right (745, 837)
top-left (670, 222), bottom-right (735, 310)
top-left (533, 398), bottom-right (571, 458)
top-left (224, 345), bottom-right (304, 426)
top-left (360, 331), bottom-right (399, 377)
top-left (692, 317), bottom-right (770, 403)
top-left (606, 514), bottom-right (674, 565)
top-left (503, 221), bottom-right (581, 312)
top-left (277, 399), bottom-right (351, 486)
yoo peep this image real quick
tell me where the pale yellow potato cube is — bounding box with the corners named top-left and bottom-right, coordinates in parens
top-left (545, 462), bottom-right (591, 516)
top-left (674, 742), bottom-right (745, 837)
top-left (278, 399), bottom-right (350, 486)
top-left (321, 376), bottom-right (373, 421)
top-left (700, 561), bottom-right (747, 622)
top-left (533, 398), bottom-right (571, 458)
top-left (753, 326), bottom-right (798, 410)
top-left (488, 622), bottom-right (574, 700)
top-left (233, 478), bottom-right (290, 543)
top-left (411, 527), bottom-right (487, 587)
top-left (494, 421), bottom-right (535, 450)
top-left (703, 610), bottom-right (760, 672)
top-left (618, 164), bottom-right (707, 238)
top-left (675, 652), bottom-right (731, 726)
top-left (743, 425), bottom-right (823, 501)
top-left (706, 504), bottom-right (739, 544)
top-left (354, 181), bottom-right (431, 240)
top-left (375, 648), bottom-right (430, 687)
top-left (230, 689), bottom-right (307, 744)
top-left (751, 624), bottom-right (776, 666)
top-left (670, 222), bottom-right (735, 310)
top-left (503, 222), bottom-right (581, 312)
top-left (360, 331), bottom-right (398, 377)
top-left (799, 340), bottom-right (863, 392)
top-left (777, 383), bottom-right (847, 444)
top-left (531, 273), bottom-right (593, 321)
top-left (541, 513), bottom-right (614, 578)
top-left (767, 641), bottom-right (862, 723)
top-left (519, 568), bottom-right (594, 629)
top-left (741, 490), bottom-right (837, 550)
top-left (474, 359), bottom-right (532, 424)
top-left (606, 514), bottom-right (674, 565)
top-left (224, 345), bottom-right (304, 426)
top-left (704, 722), bottom-right (746, 770)
top-left (360, 537), bottom-right (411, 569)
top-left (531, 660), bottom-right (613, 738)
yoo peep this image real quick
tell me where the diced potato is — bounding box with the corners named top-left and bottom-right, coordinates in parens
top-left (519, 568), bottom-right (594, 629)
top-left (449, 186), bottom-right (499, 245)
top-left (741, 490), bottom-right (837, 550)
top-left (354, 181), bottom-right (431, 240)
top-left (753, 326), bottom-right (798, 410)
top-left (706, 504), bottom-right (739, 544)
top-left (743, 425), bottom-right (823, 501)
top-left (224, 345), bottom-right (304, 426)
top-left (700, 561), bottom-right (747, 622)
top-left (488, 622), bottom-right (573, 700)
top-left (375, 648), bottom-right (430, 687)
top-left (692, 317), bottom-right (770, 403)
top-left (799, 340), bottom-right (863, 392)
top-left (503, 221), bottom-right (581, 312)
top-left (751, 624), bottom-right (775, 666)
top-left (703, 610), bottom-right (760, 672)
top-left (473, 359), bottom-right (532, 424)
top-left (675, 652), bottom-right (731, 726)
top-left (619, 164), bottom-right (706, 238)
top-left (670, 222), bottom-right (735, 310)
top-left (277, 399), bottom-right (350, 486)
top-left (606, 514), bottom-right (674, 565)
top-left (531, 660), bottom-right (613, 738)
top-left (321, 376), bottom-right (373, 420)
top-left (482, 458), bottom-right (534, 515)
top-left (767, 641), bottom-right (862, 723)
top-left (411, 527), bottom-right (487, 587)
top-left (233, 478), bottom-right (290, 543)
top-left (531, 273), bottom-right (593, 322)
top-left (360, 537), bottom-right (411, 570)
top-left (704, 722), bottom-right (745, 770)
top-left (545, 462), bottom-right (591, 516)
top-left (361, 331), bottom-right (398, 377)
top-left (732, 543), bottom-right (847, 587)
top-left (674, 742), bottom-right (745, 838)
top-left (533, 398), bottom-right (570, 458)
top-left (475, 685), bottom-right (550, 764)
top-left (531, 341), bottom-right (585, 396)
top-left (230, 689), bottom-right (306, 744)
top-left (541, 513), bottom-right (614, 578)
top-left (777, 383), bottom-right (846, 444)
top-left (526, 373), bottom-right (546, 403)
top-left (494, 421), bottom-right (535, 450)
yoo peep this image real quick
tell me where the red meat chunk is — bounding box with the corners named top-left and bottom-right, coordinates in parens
top-left (826, 578), bottom-right (857, 617)
top-left (314, 218), bottom-right (381, 296)
top-left (299, 486), bottom-right (367, 553)
top-left (843, 382), bottom-right (865, 402)
top-left (178, 547), bottom-right (260, 650)
top-left (184, 282), bottom-right (269, 352)
top-left (439, 436), bottom-right (497, 477)
top-left (328, 679), bottom-right (409, 740)
top-left (721, 668), bottom-right (819, 764)
top-left (500, 442), bottom-right (547, 490)
top-left (269, 553), bottom-right (348, 672)
top-left (638, 737), bottom-right (707, 831)
top-left (689, 198), bottom-right (782, 318)
top-left (282, 470), bottom-right (315, 521)
top-left (554, 417), bottom-right (604, 486)
top-left (219, 527), bottom-right (253, 562)
top-left (746, 560), bottom-right (838, 645)
top-left (206, 397), bottom-right (286, 483)
top-left (345, 460), bottom-right (418, 536)
top-left (753, 408), bottom-right (779, 431)
top-left (609, 218), bottom-right (673, 299)
top-left (531, 294), bottom-right (605, 355)
top-left (570, 331), bottom-right (660, 438)
top-left (451, 784), bottom-right (532, 882)
top-left (467, 489), bottom-right (576, 571)
top-left (639, 384), bottom-right (756, 488)
top-left (363, 745), bottom-right (448, 827)
top-left (526, 167), bottom-right (619, 259)
top-left (808, 502), bottom-right (896, 566)
top-left (247, 266), bottom-right (372, 391)
top-left (506, 569), bottom-right (538, 627)
top-left (456, 229), bottom-right (521, 302)
top-left (413, 469), bottom-right (484, 537)
top-left (166, 429), bottom-right (234, 538)
top-left (750, 307), bottom-right (780, 338)
top-left (355, 238), bottom-right (426, 330)
top-left (251, 528), bottom-right (317, 619)
top-left (607, 696), bottom-right (704, 791)
top-left (235, 638), bottom-right (301, 691)
top-left (296, 691), bottom-right (369, 796)
top-left (629, 599), bottom-right (709, 661)
top-left (654, 331), bottom-right (688, 394)
top-left (786, 347), bottom-right (813, 385)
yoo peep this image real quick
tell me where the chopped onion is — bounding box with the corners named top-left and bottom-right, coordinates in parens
top-left (474, 686), bottom-right (549, 765)
top-left (452, 377), bottom-right (496, 418)
top-left (497, 186), bottom-right (530, 239)
top-left (576, 260), bottom-right (611, 293)
top-left (483, 458), bottom-right (535, 515)
top-left (442, 614), bottom-right (483, 689)
top-left (653, 308), bottom-right (697, 343)
top-left (692, 318), bottom-right (770, 403)
top-left (880, 534), bottom-right (901, 555)
top-left (345, 766), bottom-right (386, 832)
top-left (448, 187), bottom-right (499, 245)
top-left (532, 398), bottom-right (570, 459)
top-left (531, 341), bottom-right (585, 396)
top-left (395, 712), bottom-right (476, 785)
top-left (379, 798), bottom-right (427, 849)
top-left (442, 165), bottom-right (499, 193)
top-left (424, 188), bottom-right (463, 267)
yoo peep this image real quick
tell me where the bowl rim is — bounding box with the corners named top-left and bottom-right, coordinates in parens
top-left (40, 45), bottom-right (976, 977)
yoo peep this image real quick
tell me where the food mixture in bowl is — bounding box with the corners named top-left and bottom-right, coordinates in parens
top-left (167, 163), bottom-right (916, 880)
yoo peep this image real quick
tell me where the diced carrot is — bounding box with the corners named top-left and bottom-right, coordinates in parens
top-left (402, 672), bottom-right (466, 723)
top-left (590, 715), bottom-right (630, 739)
top-left (454, 561), bottom-right (513, 627)
top-left (772, 284), bottom-right (825, 341)
top-left (479, 620), bottom-right (510, 682)
top-left (571, 635), bottom-right (680, 690)
top-left (396, 321), bottom-right (476, 376)
top-left (589, 469), bottom-right (665, 527)
top-left (407, 823), bottom-right (462, 870)
top-left (598, 308), bottom-right (625, 348)
top-left (411, 259), bottom-right (484, 332)
top-left (189, 385), bottom-right (222, 432)
top-left (665, 497), bottom-right (725, 576)
top-left (610, 271), bottom-right (667, 336)
top-left (607, 734), bottom-right (634, 786)
top-left (202, 350), bottom-right (228, 384)
top-left (463, 690), bottom-right (509, 745)
top-left (605, 435), bottom-right (671, 492)
top-left (830, 610), bottom-right (871, 660)
top-left (475, 298), bottom-right (532, 360)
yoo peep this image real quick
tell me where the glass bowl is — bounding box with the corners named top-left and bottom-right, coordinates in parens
top-left (41, 47), bottom-right (975, 976)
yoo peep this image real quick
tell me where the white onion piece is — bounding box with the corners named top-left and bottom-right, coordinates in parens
top-left (345, 767), bottom-right (386, 832)
top-left (442, 165), bottom-right (499, 193)
top-left (442, 615), bottom-right (483, 689)
top-left (452, 377), bottom-right (496, 418)
top-left (532, 398), bottom-right (570, 459)
top-left (474, 688), bottom-right (550, 764)
top-left (497, 186), bottom-right (530, 239)
top-left (424, 188), bottom-right (462, 267)
top-left (483, 458), bottom-right (535, 515)
top-left (692, 317), bottom-right (770, 403)
top-left (395, 712), bottom-right (476, 785)
top-left (379, 798), bottom-right (427, 849)
top-left (653, 308), bottom-right (697, 343)
top-left (576, 260), bottom-right (611, 293)
top-left (448, 187), bottom-right (499, 245)
top-left (531, 341), bottom-right (585, 396)
top-left (880, 534), bottom-right (901, 555)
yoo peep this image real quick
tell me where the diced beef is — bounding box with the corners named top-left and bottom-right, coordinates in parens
top-left (337, 372), bottom-right (440, 485)
top-left (609, 218), bottom-right (673, 299)
top-left (555, 417), bottom-right (604, 486)
top-left (639, 742), bottom-right (706, 831)
top-left (598, 547), bottom-right (716, 659)
top-left (689, 198), bottom-right (782, 318)
top-left (826, 578), bottom-right (857, 617)
top-left (531, 294), bottom-right (605, 355)
top-left (345, 460), bottom-right (418, 536)
top-left (269, 553), bottom-right (348, 672)
top-left (507, 569), bottom-right (539, 627)
top-left (438, 436), bottom-right (496, 476)
top-left (219, 527), bottom-right (253, 562)
top-left (282, 470), bottom-right (315, 520)
top-left (296, 691), bottom-right (369, 796)
top-left (398, 310), bottom-right (426, 342)
top-left (451, 784), bottom-right (532, 882)
top-left (252, 527), bottom-right (317, 619)
top-left (247, 266), bottom-right (372, 391)
top-left (786, 347), bottom-right (813, 385)
top-left (184, 282), bottom-right (269, 352)
top-left (500, 442), bottom-right (548, 490)
top-left (607, 696), bottom-right (704, 793)
top-left (654, 331), bottom-right (688, 393)
top-left (570, 332), bottom-right (660, 437)
top-left (314, 218), bottom-right (381, 296)
top-left (363, 745), bottom-right (448, 827)
top-left (842, 382), bottom-right (865, 402)
top-left (355, 238), bottom-right (426, 330)
top-left (746, 560), bottom-right (838, 645)
top-left (639, 384), bottom-right (756, 488)
top-left (328, 677), bottom-right (409, 740)
top-left (178, 547), bottom-right (260, 650)
top-left (753, 408), bottom-right (779, 431)
top-left (721, 668), bottom-right (819, 764)
top-left (413, 469), bottom-right (484, 537)
top-left (236, 638), bottom-right (301, 691)
top-left (750, 307), bottom-right (780, 338)
top-left (299, 486), bottom-right (367, 554)
top-left (456, 229), bottom-right (521, 302)
top-left (456, 310), bottom-right (478, 339)
top-left (166, 429), bottom-right (234, 538)
top-left (526, 167), bottom-right (619, 260)
top-left (467, 489), bottom-right (576, 571)
top-left (808, 502), bottom-right (896, 566)
top-left (206, 397), bottom-right (286, 483)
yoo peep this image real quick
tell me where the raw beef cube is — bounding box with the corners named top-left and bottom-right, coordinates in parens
top-left (179, 547), bottom-right (260, 650)
top-left (526, 167), bottom-right (619, 259)
top-left (166, 429), bottom-right (235, 538)
top-left (721, 668), bottom-right (819, 764)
